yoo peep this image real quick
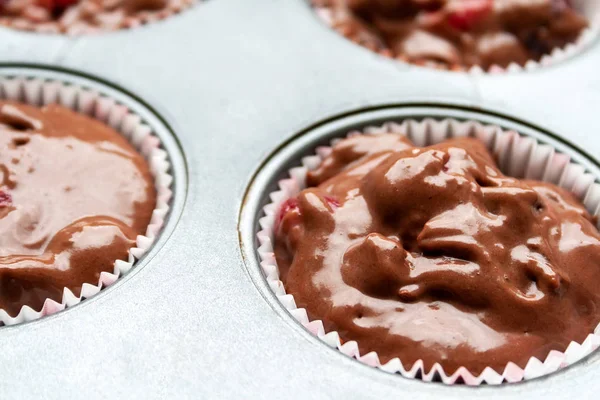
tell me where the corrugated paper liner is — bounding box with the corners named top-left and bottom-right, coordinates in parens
top-left (0, 77), bottom-right (172, 325)
top-left (256, 119), bottom-right (600, 385)
top-left (312, 0), bottom-right (600, 74)
top-left (0, 0), bottom-right (197, 35)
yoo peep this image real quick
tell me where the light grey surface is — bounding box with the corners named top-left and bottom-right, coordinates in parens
top-left (0, 0), bottom-right (599, 398)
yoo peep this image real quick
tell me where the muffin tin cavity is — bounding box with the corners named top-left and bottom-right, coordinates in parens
top-left (239, 105), bottom-right (600, 385)
top-left (0, 0), bottom-right (199, 34)
top-left (0, 65), bottom-right (186, 325)
top-left (310, 0), bottom-right (600, 74)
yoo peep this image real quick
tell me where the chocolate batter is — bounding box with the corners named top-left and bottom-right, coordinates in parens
top-left (314, 0), bottom-right (588, 70)
top-left (274, 133), bottom-right (600, 374)
top-left (0, 101), bottom-right (155, 316)
top-left (0, 0), bottom-right (188, 34)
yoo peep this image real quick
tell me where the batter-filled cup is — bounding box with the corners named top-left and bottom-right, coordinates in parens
top-left (256, 118), bottom-right (600, 385)
top-left (0, 77), bottom-right (172, 325)
top-left (0, 0), bottom-right (198, 34)
top-left (311, 0), bottom-right (600, 74)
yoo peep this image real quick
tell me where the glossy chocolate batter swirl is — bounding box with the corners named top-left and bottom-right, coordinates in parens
top-left (274, 133), bottom-right (600, 374)
top-left (315, 0), bottom-right (588, 70)
top-left (0, 101), bottom-right (155, 316)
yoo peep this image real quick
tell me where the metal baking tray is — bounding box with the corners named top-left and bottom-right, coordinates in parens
top-left (1, 0), bottom-right (600, 398)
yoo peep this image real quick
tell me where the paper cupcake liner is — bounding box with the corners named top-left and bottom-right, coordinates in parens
top-left (0, 0), bottom-right (198, 35)
top-left (256, 118), bottom-right (600, 385)
top-left (312, 0), bottom-right (600, 74)
top-left (0, 76), bottom-right (172, 325)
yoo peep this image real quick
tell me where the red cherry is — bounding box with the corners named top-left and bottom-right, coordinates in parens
top-left (324, 196), bottom-right (340, 209)
top-left (37, 0), bottom-right (78, 12)
top-left (0, 191), bottom-right (12, 207)
top-left (275, 198), bottom-right (299, 232)
top-left (274, 195), bottom-right (340, 233)
top-left (446, 0), bottom-right (492, 31)
top-left (36, 0), bottom-right (53, 9)
top-left (54, 0), bottom-right (77, 8)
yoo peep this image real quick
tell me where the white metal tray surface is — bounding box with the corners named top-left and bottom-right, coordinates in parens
top-left (1, 0), bottom-right (600, 398)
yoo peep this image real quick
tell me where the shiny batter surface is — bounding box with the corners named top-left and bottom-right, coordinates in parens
top-left (0, 101), bottom-right (155, 316)
top-left (314, 0), bottom-right (588, 70)
top-left (274, 133), bottom-right (600, 374)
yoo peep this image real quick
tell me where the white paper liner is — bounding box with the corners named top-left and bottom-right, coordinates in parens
top-left (256, 118), bottom-right (600, 385)
top-left (0, 76), bottom-right (172, 325)
top-left (312, 0), bottom-right (600, 74)
top-left (0, 0), bottom-right (198, 35)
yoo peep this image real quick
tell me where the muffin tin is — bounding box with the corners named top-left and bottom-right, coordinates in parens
top-left (1, 0), bottom-right (600, 397)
